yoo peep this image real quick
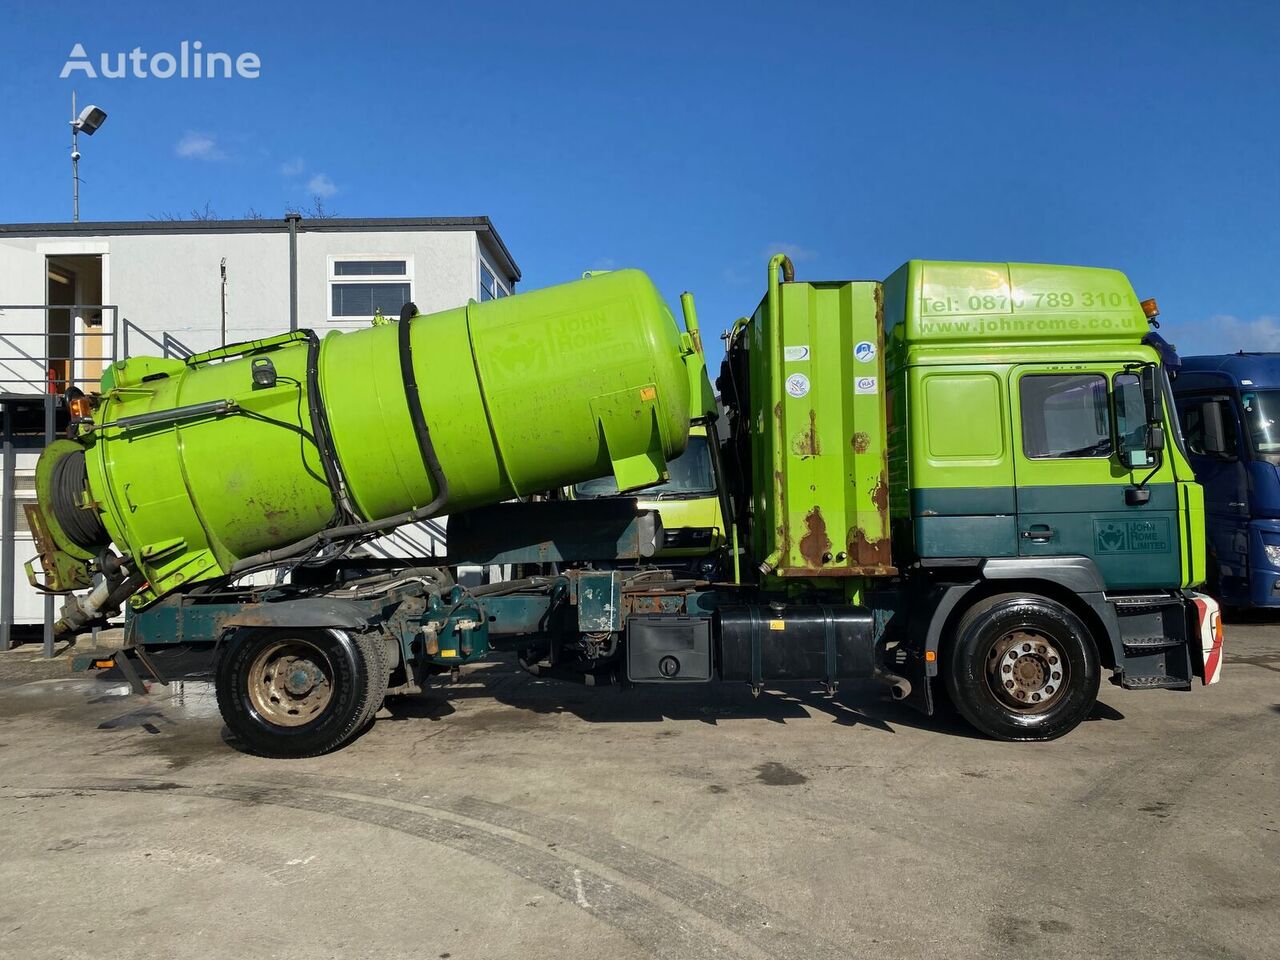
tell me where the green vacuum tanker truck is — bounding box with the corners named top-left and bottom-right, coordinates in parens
top-left (25, 256), bottom-right (1224, 756)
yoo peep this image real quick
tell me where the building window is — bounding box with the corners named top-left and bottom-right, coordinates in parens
top-left (479, 261), bottom-right (509, 302)
top-left (329, 258), bottom-right (412, 320)
top-left (1019, 373), bottom-right (1112, 459)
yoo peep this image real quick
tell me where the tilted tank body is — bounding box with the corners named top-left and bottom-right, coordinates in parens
top-left (31, 269), bottom-right (697, 623)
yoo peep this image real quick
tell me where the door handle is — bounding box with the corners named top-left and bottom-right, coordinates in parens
top-left (1021, 524), bottom-right (1054, 542)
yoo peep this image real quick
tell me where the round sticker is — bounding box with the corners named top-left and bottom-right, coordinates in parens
top-left (785, 373), bottom-right (810, 399)
top-left (854, 340), bottom-right (876, 363)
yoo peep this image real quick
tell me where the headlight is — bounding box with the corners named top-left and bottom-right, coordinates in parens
top-left (1264, 544), bottom-right (1280, 567)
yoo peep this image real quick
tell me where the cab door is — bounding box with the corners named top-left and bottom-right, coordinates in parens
top-left (1010, 365), bottom-right (1181, 589)
top-left (1174, 393), bottom-right (1248, 597)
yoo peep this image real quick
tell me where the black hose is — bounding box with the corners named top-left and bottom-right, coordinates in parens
top-left (300, 330), bottom-right (359, 523)
top-left (397, 301), bottom-right (451, 515)
top-left (227, 306), bottom-right (451, 576)
top-left (50, 448), bottom-right (109, 550)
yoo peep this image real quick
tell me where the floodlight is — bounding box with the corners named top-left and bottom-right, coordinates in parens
top-left (74, 104), bottom-right (107, 135)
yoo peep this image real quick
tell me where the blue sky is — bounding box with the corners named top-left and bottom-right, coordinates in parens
top-left (2, 0), bottom-right (1277, 372)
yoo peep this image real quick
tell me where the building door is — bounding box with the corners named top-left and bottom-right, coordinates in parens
top-left (46, 267), bottom-right (74, 393)
top-left (1009, 364), bottom-right (1182, 590)
top-left (45, 254), bottom-right (105, 393)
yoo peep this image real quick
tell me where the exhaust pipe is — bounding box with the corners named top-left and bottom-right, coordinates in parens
top-left (875, 666), bottom-right (912, 701)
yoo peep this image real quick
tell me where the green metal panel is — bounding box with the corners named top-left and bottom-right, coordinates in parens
top-left (914, 515), bottom-right (1019, 558)
top-left (747, 257), bottom-right (893, 579)
top-left (48, 270), bottom-right (699, 607)
top-left (910, 487), bottom-right (1019, 558)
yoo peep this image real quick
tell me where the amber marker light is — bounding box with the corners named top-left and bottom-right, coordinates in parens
top-left (68, 395), bottom-right (93, 420)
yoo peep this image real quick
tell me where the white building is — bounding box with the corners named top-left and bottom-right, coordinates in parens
top-left (0, 216), bottom-right (520, 648)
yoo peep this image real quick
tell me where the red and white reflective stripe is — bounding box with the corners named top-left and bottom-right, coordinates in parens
top-left (1190, 593), bottom-right (1224, 685)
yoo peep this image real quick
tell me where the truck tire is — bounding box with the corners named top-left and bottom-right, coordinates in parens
top-left (216, 627), bottom-right (388, 757)
top-left (943, 593), bottom-right (1100, 741)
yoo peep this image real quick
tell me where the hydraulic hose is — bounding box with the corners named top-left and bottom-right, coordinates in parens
top-left (228, 304), bottom-right (450, 576)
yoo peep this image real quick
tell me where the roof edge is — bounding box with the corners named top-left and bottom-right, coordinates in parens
top-left (0, 216), bottom-right (521, 281)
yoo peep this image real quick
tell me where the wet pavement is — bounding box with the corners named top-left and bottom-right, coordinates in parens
top-left (0, 619), bottom-right (1277, 960)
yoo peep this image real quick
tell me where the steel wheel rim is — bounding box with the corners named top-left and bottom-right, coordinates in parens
top-left (246, 638), bottom-right (335, 727)
top-left (984, 628), bottom-right (1068, 713)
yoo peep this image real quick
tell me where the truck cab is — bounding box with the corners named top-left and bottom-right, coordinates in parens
top-left (1172, 353), bottom-right (1280, 607)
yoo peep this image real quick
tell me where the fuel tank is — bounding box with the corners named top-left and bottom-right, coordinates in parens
top-left (33, 269), bottom-right (698, 609)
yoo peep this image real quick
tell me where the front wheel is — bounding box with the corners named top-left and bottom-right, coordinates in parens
top-left (943, 593), bottom-right (1100, 741)
top-left (216, 627), bottom-right (388, 757)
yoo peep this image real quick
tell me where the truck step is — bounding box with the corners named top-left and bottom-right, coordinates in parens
top-left (1121, 674), bottom-right (1191, 691)
top-left (1110, 592), bottom-right (1181, 610)
top-left (1121, 635), bottom-right (1184, 651)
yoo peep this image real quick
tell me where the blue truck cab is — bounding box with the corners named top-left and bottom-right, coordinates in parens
top-left (1172, 353), bottom-right (1280, 607)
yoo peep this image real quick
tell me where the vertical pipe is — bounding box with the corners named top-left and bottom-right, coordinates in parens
top-left (71, 90), bottom-right (79, 222)
top-left (220, 257), bottom-right (227, 346)
top-left (1, 403), bottom-right (13, 651)
top-left (760, 254), bottom-right (794, 574)
top-left (68, 301), bottom-right (77, 392)
top-left (42, 394), bottom-right (55, 658)
top-left (679, 291), bottom-right (702, 352)
top-left (286, 213), bottom-right (301, 332)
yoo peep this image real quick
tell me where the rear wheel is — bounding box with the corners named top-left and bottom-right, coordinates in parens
top-left (216, 627), bottom-right (388, 757)
top-left (943, 593), bottom-right (1100, 741)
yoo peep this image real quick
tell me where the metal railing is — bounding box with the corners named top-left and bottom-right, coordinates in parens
top-left (121, 318), bottom-right (194, 361)
top-left (1, 393), bottom-right (57, 654)
top-left (0, 308), bottom-right (202, 656)
top-left (363, 518), bottom-right (449, 559)
top-left (0, 303), bottom-right (119, 394)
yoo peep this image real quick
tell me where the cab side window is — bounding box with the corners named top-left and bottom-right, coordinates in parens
top-left (1020, 374), bottom-right (1112, 459)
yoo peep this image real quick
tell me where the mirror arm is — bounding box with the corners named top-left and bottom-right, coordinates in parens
top-left (1133, 461), bottom-right (1161, 491)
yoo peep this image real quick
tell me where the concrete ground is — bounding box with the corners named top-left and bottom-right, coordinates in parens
top-left (0, 620), bottom-right (1276, 960)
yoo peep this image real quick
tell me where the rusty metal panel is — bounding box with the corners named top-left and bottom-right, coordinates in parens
top-left (750, 276), bottom-right (894, 579)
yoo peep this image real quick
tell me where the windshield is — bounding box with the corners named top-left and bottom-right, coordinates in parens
top-left (574, 435), bottom-right (716, 499)
top-left (1239, 389), bottom-right (1280, 462)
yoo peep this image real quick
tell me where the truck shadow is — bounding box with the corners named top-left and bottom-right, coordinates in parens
top-left (388, 654), bottom-right (993, 739)
top-left (71, 647), bottom-right (1126, 752)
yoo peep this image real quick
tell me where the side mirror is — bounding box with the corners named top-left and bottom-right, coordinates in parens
top-left (1141, 363), bottom-right (1161, 423)
top-left (1115, 370), bottom-right (1161, 470)
top-left (1202, 401), bottom-right (1232, 458)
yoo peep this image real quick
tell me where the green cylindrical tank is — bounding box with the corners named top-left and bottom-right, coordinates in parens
top-left (36, 269), bottom-right (695, 608)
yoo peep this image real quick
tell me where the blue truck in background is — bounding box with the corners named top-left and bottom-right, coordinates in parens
top-left (1172, 353), bottom-right (1280, 607)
